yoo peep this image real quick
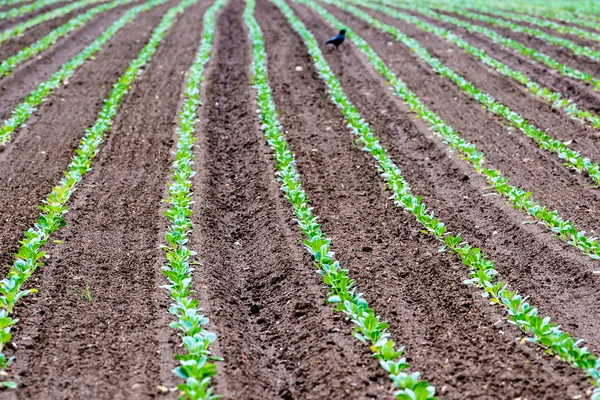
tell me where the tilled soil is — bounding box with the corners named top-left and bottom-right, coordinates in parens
top-left (404, 7), bottom-right (600, 117)
top-left (2, 0), bottom-right (600, 399)
top-left (0, 0), bottom-right (141, 64)
top-left (190, 2), bottom-right (390, 398)
top-left (0, 0), bottom-right (177, 274)
top-left (0, 0), bottom-right (209, 397)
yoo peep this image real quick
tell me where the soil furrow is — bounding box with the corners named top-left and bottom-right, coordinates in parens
top-left (303, 0), bottom-right (600, 348)
top-left (279, 0), bottom-right (600, 397)
top-left (0, 0), bottom-right (177, 275)
top-left (318, 3), bottom-right (600, 262)
top-left (0, 1), bottom-right (211, 398)
top-left (0, 0), bottom-right (128, 64)
top-left (0, 1), bottom-right (75, 30)
top-left (404, 8), bottom-right (600, 120)
top-left (440, 10), bottom-right (600, 81)
top-left (0, 0), bottom-right (151, 117)
top-left (352, 4), bottom-right (600, 160)
top-left (188, 0), bottom-right (391, 399)
top-left (472, 10), bottom-right (600, 49)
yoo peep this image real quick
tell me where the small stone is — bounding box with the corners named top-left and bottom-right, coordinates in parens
top-left (156, 385), bottom-right (169, 393)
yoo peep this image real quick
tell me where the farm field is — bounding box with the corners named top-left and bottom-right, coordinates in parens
top-left (1, 0), bottom-right (600, 398)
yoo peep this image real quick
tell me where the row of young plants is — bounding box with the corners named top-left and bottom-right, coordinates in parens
top-left (390, 1), bottom-right (600, 91)
top-left (159, 0), bottom-right (226, 398)
top-left (502, 1), bottom-right (600, 22)
top-left (282, 0), bottom-right (600, 397)
top-left (0, 0), bottom-right (172, 146)
top-left (0, 0), bottom-right (107, 46)
top-left (447, 2), bottom-right (600, 44)
top-left (470, 2), bottom-right (600, 31)
top-left (0, 0), bottom-right (41, 7)
top-left (434, 0), bottom-right (598, 40)
top-left (246, 0), bottom-right (437, 398)
top-left (0, 0), bottom-right (139, 77)
top-left (336, 0), bottom-right (600, 188)
top-left (356, 1), bottom-right (600, 131)
top-left (322, 0), bottom-right (600, 267)
top-left (419, 1), bottom-right (600, 62)
top-left (0, 0), bottom-right (197, 387)
top-left (0, 0), bottom-right (71, 21)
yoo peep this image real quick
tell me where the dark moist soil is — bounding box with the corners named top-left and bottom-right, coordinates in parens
top-left (441, 11), bottom-right (600, 78)
top-left (189, 1), bottom-right (390, 399)
top-left (0, 0), bottom-right (136, 64)
top-left (0, 2), bottom-right (79, 31)
top-left (1, 0), bottom-right (600, 398)
top-left (328, 7), bottom-right (600, 238)
top-left (0, 0), bottom-right (211, 398)
top-left (0, 0), bottom-right (178, 277)
top-left (353, 5), bottom-right (600, 161)
top-left (0, 0), bottom-right (151, 117)
top-left (315, 0), bottom-right (600, 346)
top-left (317, 3), bottom-right (600, 267)
top-left (401, 7), bottom-right (600, 117)
top-left (283, 0), bottom-right (600, 398)
top-left (471, 9), bottom-right (600, 50)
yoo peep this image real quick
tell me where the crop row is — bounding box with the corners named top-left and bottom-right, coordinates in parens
top-left (0, 0), bottom-right (140, 77)
top-left (467, 1), bottom-right (600, 31)
top-left (289, 0), bottom-right (600, 396)
top-left (413, 1), bottom-right (600, 62)
top-left (449, 0), bottom-right (600, 23)
top-left (0, 0), bottom-right (72, 21)
top-left (0, 0), bottom-right (42, 8)
top-left (356, 2), bottom-right (600, 131)
top-left (309, 0), bottom-right (600, 266)
top-left (0, 0), bottom-right (106, 46)
top-left (440, 0), bottom-right (600, 44)
top-left (246, 0), bottom-right (438, 398)
top-left (393, 1), bottom-right (600, 91)
top-left (348, 0), bottom-right (600, 262)
top-left (0, 0), bottom-right (172, 146)
top-left (159, 0), bottom-right (226, 398)
top-left (350, 0), bottom-right (600, 189)
top-left (0, 0), bottom-right (197, 386)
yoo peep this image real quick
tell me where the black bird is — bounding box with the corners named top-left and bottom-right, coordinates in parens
top-left (325, 29), bottom-right (346, 49)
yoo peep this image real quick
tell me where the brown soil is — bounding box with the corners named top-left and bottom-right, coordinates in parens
top-left (0, 0), bottom-right (154, 117)
top-left (441, 11), bottom-right (600, 77)
top-left (1, 0), bottom-right (600, 398)
top-left (399, 7), bottom-right (600, 113)
top-left (0, 2), bottom-right (78, 30)
top-left (0, 0), bottom-right (205, 397)
top-left (472, 9), bottom-right (600, 50)
top-left (0, 0), bottom-right (178, 274)
top-left (0, 0), bottom-right (135, 63)
top-left (190, 1), bottom-right (390, 398)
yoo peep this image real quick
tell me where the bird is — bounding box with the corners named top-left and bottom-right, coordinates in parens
top-left (325, 29), bottom-right (346, 49)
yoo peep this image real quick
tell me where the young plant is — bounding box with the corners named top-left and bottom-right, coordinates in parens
top-left (355, 1), bottom-right (600, 131)
top-left (160, 0), bottom-right (226, 398)
top-left (0, 0), bottom-right (173, 146)
top-left (0, 0), bottom-right (108, 45)
top-left (0, 0), bottom-right (139, 72)
top-left (281, 0), bottom-right (600, 397)
top-left (0, 0), bottom-right (199, 385)
top-left (317, 0), bottom-right (600, 267)
top-left (447, 3), bottom-right (600, 44)
top-left (424, 2), bottom-right (600, 61)
top-left (387, 1), bottom-right (600, 91)
top-left (0, 0), bottom-right (73, 21)
top-left (74, 281), bottom-right (92, 303)
top-left (253, 0), bottom-right (437, 398)
top-left (335, 0), bottom-right (600, 187)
